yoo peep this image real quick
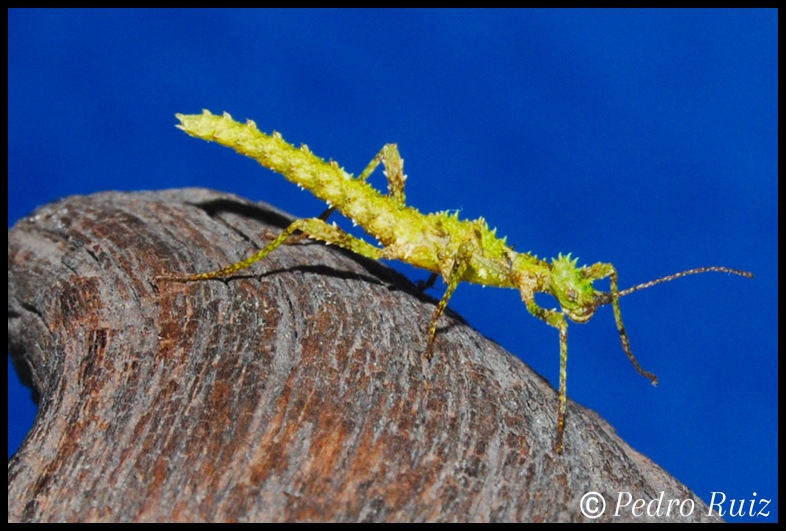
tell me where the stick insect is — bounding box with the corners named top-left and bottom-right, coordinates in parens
top-left (158, 110), bottom-right (753, 454)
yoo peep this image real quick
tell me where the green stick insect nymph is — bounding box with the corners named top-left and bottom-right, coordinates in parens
top-left (158, 110), bottom-right (753, 454)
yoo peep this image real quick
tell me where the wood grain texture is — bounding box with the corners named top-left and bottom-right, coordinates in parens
top-left (8, 189), bottom-right (722, 522)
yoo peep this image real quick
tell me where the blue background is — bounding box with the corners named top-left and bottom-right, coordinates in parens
top-left (9, 9), bottom-right (776, 521)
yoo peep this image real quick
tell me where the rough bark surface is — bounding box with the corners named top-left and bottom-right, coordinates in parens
top-left (8, 189), bottom-right (722, 522)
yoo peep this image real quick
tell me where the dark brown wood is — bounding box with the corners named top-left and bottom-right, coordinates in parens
top-left (8, 189), bottom-right (722, 522)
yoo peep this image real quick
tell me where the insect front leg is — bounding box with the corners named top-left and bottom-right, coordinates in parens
top-left (157, 217), bottom-right (383, 282)
top-left (523, 297), bottom-right (570, 454)
top-left (583, 262), bottom-right (658, 385)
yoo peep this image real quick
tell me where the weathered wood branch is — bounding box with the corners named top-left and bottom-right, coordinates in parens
top-left (8, 189), bottom-right (721, 522)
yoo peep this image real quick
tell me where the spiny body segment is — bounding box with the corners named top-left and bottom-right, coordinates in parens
top-left (160, 110), bottom-right (753, 454)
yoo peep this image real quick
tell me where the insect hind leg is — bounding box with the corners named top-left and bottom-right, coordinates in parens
top-left (352, 144), bottom-right (406, 205)
top-left (157, 217), bottom-right (383, 282)
top-left (283, 144), bottom-right (407, 245)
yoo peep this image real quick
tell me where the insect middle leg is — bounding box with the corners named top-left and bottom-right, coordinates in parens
top-left (416, 273), bottom-right (439, 293)
top-left (423, 241), bottom-right (475, 359)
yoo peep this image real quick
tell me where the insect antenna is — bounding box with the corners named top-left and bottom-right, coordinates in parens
top-left (590, 265), bottom-right (752, 389)
top-left (615, 266), bottom-right (753, 299)
top-left (595, 266), bottom-right (752, 307)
